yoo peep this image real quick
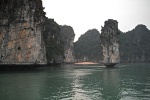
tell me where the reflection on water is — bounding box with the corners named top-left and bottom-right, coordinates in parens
top-left (0, 63), bottom-right (150, 100)
top-left (101, 68), bottom-right (121, 100)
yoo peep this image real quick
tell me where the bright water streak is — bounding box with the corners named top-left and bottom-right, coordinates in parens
top-left (0, 63), bottom-right (150, 100)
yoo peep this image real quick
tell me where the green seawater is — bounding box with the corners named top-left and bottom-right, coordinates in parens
top-left (0, 63), bottom-right (150, 100)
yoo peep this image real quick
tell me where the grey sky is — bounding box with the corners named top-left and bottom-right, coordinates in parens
top-left (42, 0), bottom-right (150, 41)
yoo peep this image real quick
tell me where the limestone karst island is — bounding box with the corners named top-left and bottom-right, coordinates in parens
top-left (0, 0), bottom-right (75, 65)
top-left (0, 0), bottom-right (150, 99)
top-left (1, 0), bottom-right (150, 67)
top-left (100, 19), bottom-right (120, 67)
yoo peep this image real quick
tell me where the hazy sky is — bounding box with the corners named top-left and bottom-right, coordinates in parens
top-left (42, 0), bottom-right (150, 41)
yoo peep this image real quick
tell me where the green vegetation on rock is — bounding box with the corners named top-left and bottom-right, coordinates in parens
top-left (60, 25), bottom-right (75, 63)
top-left (43, 18), bottom-right (75, 64)
top-left (74, 24), bottom-right (150, 63)
top-left (43, 17), bottom-right (64, 63)
top-left (120, 24), bottom-right (150, 62)
top-left (74, 29), bottom-right (102, 62)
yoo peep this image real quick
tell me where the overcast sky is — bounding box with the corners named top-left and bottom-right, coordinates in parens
top-left (42, 0), bottom-right (150, 41)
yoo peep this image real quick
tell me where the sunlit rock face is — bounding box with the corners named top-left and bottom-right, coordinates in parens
top-left (100, 19), bottom-right (120, 65)
top-left (60, 25), bottom-right (75, 63)
top-left (0, 0), bottom-right (47, 64)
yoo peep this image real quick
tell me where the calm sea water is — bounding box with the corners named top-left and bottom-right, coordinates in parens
top-left (0, 63), bottom-right (150, 100)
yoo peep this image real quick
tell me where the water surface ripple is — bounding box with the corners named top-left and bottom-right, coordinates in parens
top-left (0, 63), bottom-right (150, 100)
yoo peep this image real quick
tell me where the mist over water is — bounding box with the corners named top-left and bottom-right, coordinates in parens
top-left (0, 64), bottom-right (150, 100)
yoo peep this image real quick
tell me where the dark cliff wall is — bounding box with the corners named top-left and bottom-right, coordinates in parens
top-left (74, 29), bottom-right (101, 62)
top-left (120, 24), bottom-right (150, 62)
top-left (0, 0), bottom-right (47, 64)
top-left (43, 18), bottom-right (75, 64)
top-left (60, 25), bottom-right (75, 63)
top-left (43, 18), bottom-right (64, 64)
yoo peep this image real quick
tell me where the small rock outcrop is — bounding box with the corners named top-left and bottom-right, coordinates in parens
top-left (0, 0), bottom-right (47, 64)
top-left (60, 25), bottom-right (75, 63)
top-left (100, 19), bottom-right (120, 67)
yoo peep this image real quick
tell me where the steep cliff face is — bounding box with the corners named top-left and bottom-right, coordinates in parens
top-left (100, 19), bottom-right (120, 64)
top-left (43, 19), bottom-right (75, 64)
top-left (43, 18), bottom-right (64, 64)
top-left (60, 25), bottom-right (75, 63)
top-left (0, 0), bottom-right (47, 64)
top-left (120, 24), bottom-right (150, 62)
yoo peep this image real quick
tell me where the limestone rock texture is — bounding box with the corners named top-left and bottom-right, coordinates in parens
top-left (100, 19), bottom-right (120, 64)
top-left (60, 25), bottom-right (75, 63)
top-left (0, 0), bottom-right (47, 64)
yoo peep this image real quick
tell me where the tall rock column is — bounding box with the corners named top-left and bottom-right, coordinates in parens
top-left (60, 25), bottom-right (75, 63)
top-left (100, 19), bottom-right (120, 67)
top-left (0, 0), bottom-right (47, 64)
